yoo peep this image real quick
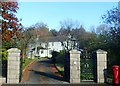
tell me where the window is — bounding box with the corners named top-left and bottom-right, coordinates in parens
top-left (45, 43), bottom-right (48, 48)
top-left (49, 50), bottom-right (53, 54)
top-left (40, 43), bottom-right (41, 46)
top-left (52, 42), bottom-right (54, 46)
top-left (41, 50), bottom-right (43, 54)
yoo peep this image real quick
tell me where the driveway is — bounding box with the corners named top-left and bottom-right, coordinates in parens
top-left (20, 58), bottom-right (68, 84)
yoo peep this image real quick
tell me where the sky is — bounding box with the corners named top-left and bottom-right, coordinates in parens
top-left (16, 2), bottom-right (118, 31)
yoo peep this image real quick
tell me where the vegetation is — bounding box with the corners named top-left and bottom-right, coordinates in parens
top-left (100, 7), bottom-right (120, 77)
top-left (55, 64), bottom-right (64, 76)
top-left (52, 51), bottom-right (65, 65)
top-left (22, 58), bottom-right (33, 71)
top-left (0, 1), bottom-right (23, 77)
top-left (50, 7), bottom-right (120, 79)
top-left (51, 50), bottom-right (65, 75)
top-left (22, 57), bottom-right (39, 72)
top-left (0, 49), bottom-right (8, 77)
top-left (0, 0), bottom-right (22, 43)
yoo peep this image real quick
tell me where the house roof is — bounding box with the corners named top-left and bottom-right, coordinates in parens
top-left (38, 36), bottom-right (67, 42)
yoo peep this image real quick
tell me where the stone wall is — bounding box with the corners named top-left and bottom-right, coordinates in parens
top-left (7, 48), bottom-right (21, 83)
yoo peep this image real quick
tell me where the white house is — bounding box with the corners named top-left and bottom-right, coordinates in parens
top-left (27, 35), bottom-right (77, 58)
top-left (27, 36), bottom-right (66, 58)
top-left (37, 41), bottom-right (64, 58)
top-left (48, 42), bottom-right (63, 52)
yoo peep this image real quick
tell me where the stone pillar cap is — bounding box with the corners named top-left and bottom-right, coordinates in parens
top-left (69, 49), bottom-right (81, 54)
top-left (96, 49), bottom-right (107, 54)
top-left (7, 48), bottom-right (21, 53)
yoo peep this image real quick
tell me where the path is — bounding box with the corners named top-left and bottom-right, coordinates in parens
top-left (20, 58), bottom-right (68, 84)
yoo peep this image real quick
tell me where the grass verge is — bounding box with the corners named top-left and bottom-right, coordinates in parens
top-left (22, 57), bottom-right (39, 72)
top-left (55, 63), bottom-right (64, 76)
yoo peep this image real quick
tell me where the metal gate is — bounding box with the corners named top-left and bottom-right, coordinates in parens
top-left (80, 50), bottom-right (95, 82)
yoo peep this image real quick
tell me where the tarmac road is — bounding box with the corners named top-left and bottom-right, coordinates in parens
top-left (20, 58), bottom-right (68, 84)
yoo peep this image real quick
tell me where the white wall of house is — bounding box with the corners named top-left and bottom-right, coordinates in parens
top-left (39, 49), bottom-right (52, 58)
top-left (48, 42), bottom-right (63, 52)
top-left (37, 42), bottom-right (63, 58)
top-left (40, 43), bottom-right (47, 48)
top-left (27, 41), bottom-right (64, 58)
top-left (27, 50), bottom-right (35, 59)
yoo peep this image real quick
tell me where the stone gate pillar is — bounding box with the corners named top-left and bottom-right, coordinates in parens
top-left (7, 48), bottom-right (21, 83)
top-left (69, 49), bottom-right (81, 83)
top-left (96, 49), bottom-right (107, 83)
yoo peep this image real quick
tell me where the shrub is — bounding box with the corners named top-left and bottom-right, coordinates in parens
top-left (0, 49), bottom-right (8, 63)
top-left (0, 48), bottom-right (8, 77)
top-left (52, 50), bottom-right (66, 66)
top-left (1, 49), bottom-right (8, 61)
